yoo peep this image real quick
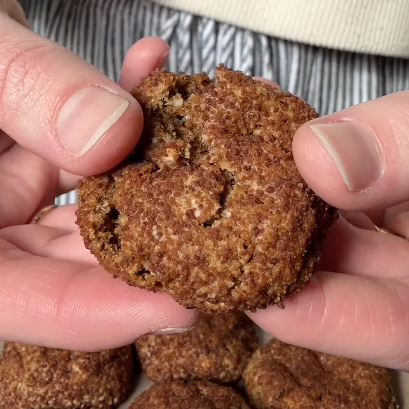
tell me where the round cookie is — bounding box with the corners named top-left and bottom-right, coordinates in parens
top-left (243, 338), bottom-right (398, 409)
top-left (76, 65), bottom-right (338, 313)
top-left (136, 312), bottom-right (258, 383)
top-left (0, 342), bottom-right (133, 409)
top-left (129, 380), bottom-right (250, 409)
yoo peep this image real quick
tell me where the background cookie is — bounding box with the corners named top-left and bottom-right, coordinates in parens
top-left (0, 342), bottom-right (133, 409)
top-left (136, 312), bottom-right (258, 384)
top-left (129, 380), bottom-right (250, 409)
top-left (243, 338), bottom-right (398, 409)
top-left (77, 66), bottom-right (338, 313)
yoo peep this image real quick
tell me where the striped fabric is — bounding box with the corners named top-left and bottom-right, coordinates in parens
top-left (19, 0), bottom-right (409, 206)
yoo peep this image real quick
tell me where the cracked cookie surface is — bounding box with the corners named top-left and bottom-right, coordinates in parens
top-left (243, 339), bottom-right (398, 409)
top-left (76, 66), bottom-right (338, 313)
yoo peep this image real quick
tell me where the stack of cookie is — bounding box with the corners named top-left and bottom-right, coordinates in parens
top-left (0, 321), bottom-right (399, 408)
top-left (132, 313), bottom-right (398, 409)
top-left (131, 313), bottom-right (257, 408)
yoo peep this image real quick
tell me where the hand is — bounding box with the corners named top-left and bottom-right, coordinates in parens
top-left (0, 2), bottom-right (197, 351)
top-left (250, 89), bottom-right (409, 371)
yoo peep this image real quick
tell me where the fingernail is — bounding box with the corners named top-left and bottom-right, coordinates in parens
top-left (156, 50), bottom-right (170, 69)
top-left (147, 325), bottom-right (196, 336)
top-left (310, 122), bottom-right (384, 191)
top-left (57, 87), bottom-right (130, 157)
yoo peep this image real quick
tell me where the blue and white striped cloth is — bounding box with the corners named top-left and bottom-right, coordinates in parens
top-left (19, 0), bottom-right (409, 205)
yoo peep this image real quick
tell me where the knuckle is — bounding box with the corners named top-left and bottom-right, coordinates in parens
top-left (0, 40), bottom-right (56, 122)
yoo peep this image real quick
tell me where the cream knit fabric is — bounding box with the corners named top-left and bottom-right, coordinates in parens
top-left (152, 0), bottom-right (409, 58)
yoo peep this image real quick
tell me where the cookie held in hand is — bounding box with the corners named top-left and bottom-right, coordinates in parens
top-left (76, 66), bottom-right (337, 313)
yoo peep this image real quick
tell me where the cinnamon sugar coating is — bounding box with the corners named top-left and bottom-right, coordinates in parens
top-left (0, 342), bottom-right (133, 409)
top-left (76, 66), bottom-right (337, 312)
top-left (129, 380), bottom-right (250, 409)
top-left (135, 313), bottom-right (258, 384)
top-left (243, 338), bottom-right (398, 409)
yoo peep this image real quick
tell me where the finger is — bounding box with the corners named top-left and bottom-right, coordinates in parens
top-left (293, 91), bottom-right (409, 211)
top-left (249, 272), bottom-right (409, 370)
top-left (384, 211), bottom-right (409, 240)
top-left (57, 170), bottom-right (81, 196)
top-left (0, 130), bottom-right (14, 152)
top-left (0, 0), bottom-right (30, 27)
top-left (383, 201), bottom-right (409, 239)
top-left (0, 238), bottom-right (199, 351)
top-left (0, 14), bottom-right (143, 176)
top-left (37, 204), bottom-right (79, 232)
top-left (253, 77), bottom-right (281, 89)
top-left (57, 38), bottom-right (170, 194)
top-left (320, 217), bottom-right (409, 279)
top-left (0, 224), bottom-right (97, 265)
top-left (341, 211), bottom-right (376, 230)
top-left (119, 37), bottom-right (170, 92)
top-left (363, 208), bottom-right (384, 227)
top-left (0, 142), bottom-right (58, 227)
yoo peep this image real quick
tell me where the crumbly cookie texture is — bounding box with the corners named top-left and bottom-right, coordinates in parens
top-left (129, 380), bottom-right (250, 409)
top-left (135, 312), bottom-right (258, 384)
top-left (76, 65), bottom-right (338, 313)
top-left (243, 338), bottom-right (398, 409)
top-left (0, 342), bottom-right (133, 409)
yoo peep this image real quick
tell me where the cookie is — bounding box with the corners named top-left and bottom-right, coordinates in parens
top-left (0, 342), bottom-right (133, 409)
top-left (77, 65), bottom-right (338, 313)
top-left (243, 338), bottom-right (398, 409)
top-left (136, 312), bottom-right (258, 383)
top-left (129, 380), bottom-right (250, 409)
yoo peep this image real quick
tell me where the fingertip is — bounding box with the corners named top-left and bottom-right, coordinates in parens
top-left (248, 272), bottom-right (409, 368)
top-left (120, 37), bottom-right (170, 92)
top-left (69, 96), bottom-right (143, 176)
top-left (0, 20), bottom-right (145, 177)
top-left (341, 211), bottom-right (376, 231)
top-left (292, 124), bottom-right (351, 208)
top-left (253, 77), bottom-right (281, 89)
top-left (59, 271), bottom-right (200, 351)
top-left (247, 272), bottom-right (327, 344)
top-left (293, 94), bottom-right (409, 212)
top-left (0, 241), bottom-right (199, 351)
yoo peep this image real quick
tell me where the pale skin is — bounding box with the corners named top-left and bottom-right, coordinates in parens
top-left (1, 0), bottom-right (409, 370)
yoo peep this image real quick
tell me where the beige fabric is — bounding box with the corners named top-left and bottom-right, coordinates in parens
top-left (152, 0), bottom-right (409, 58)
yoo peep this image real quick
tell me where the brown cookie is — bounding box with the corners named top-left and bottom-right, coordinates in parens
top-left (136, 312), bottom-right (258, 384)
top-left (76, 65), bottom-right (338, 313)
top-left (129, 380), bottom-right (250, 409)
top-left (0, 342), bottom-right (133, 409)
top-left (243, 338), bottom-right (398, 409)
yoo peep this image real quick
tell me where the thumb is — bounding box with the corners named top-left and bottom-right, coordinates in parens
top-left (293, 91), bottom-right (409, 211)
top-left (0, 14), bottom-right (143, 176)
